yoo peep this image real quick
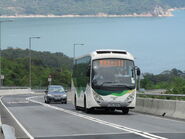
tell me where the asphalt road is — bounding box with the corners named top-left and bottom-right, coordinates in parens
top-left (1, 94), bottom-right (185, 139)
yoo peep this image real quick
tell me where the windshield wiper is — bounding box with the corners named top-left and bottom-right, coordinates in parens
top-left (100, 82), bottom-right (134, 89)
top-left (113, 84), bottom-right (135, 89)
top-left (52, 90), bottom-right (62, 92)
top-left (100, 81), bottom-right (118, 86)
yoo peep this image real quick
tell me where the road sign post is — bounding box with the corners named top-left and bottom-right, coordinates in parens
top-left (0, 74), bottom-right (4, 86)
top-left (48, 75), bottom-right (52, 85)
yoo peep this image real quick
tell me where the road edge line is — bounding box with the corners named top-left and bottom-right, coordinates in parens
top-left (0, 96), bottom-right (34, 139)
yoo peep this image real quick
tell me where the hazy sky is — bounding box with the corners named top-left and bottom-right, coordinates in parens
top-left (1, 10), bottom-right (185, 74)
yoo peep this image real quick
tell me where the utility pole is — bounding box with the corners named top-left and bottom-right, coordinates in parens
top-left (73, 43), bottom-right (84, 65)
top-left (29, 36), bottom-right (40, 89)
top-left (0, 18), bottom-right (13, 87)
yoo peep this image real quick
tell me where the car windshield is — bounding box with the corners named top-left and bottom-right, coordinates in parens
top-left (92, 59), bottom-right (136, 90)
top-left (48, 86), bottom-right (65, 93)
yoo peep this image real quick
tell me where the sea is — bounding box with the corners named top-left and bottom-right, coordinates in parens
top-left (1, 10), bottom-right (185, 74)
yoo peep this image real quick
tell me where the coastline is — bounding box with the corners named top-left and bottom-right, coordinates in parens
top-left (0, 8), bottom-right (184, 18)
top-left (0, 13), bottom-right (172, 18)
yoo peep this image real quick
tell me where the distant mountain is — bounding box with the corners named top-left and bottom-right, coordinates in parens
top-left (161, 68), bottom-right (185, 78)
top-left (0, 0), bottom-right (185, 17)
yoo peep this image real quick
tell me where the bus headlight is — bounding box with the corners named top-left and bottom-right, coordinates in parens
top-left (126, 93), bottom-right (134, 104)
top-left (93, 90), bottom-right (104, 103)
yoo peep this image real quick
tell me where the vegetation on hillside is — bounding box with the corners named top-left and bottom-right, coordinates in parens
top-left (0, 0), bottom-right (185, 16)
top-left (141, 69), bottom-right (185, 94)
top-left (1, 48), bottom-right (73, 88)
top-left (1, 48), bottom-right (185, 95)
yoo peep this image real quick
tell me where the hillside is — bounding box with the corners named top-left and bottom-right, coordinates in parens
top-left (1, 48), bottom-right (73, 87)
top-left (0, 0), bottom-right (185, 17)
top-left (141, 69), bottom-right (185, 94)
top-left (2, 48), bottom-right (73, 69)
top-left (1, 48), bottom-right (185, 94)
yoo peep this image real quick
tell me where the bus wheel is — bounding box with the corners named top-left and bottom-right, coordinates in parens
top-left (74, 95), bottom-right (79, 110)
top-left (122, 108), bottom-right (129, 114)
top-left (84, 96), bottom-right (90, 113)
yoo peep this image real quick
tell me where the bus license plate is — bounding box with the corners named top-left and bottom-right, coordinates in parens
top-left (108, 103), bottom-right (120, 107)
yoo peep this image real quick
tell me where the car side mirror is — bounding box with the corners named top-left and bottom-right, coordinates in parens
top-left (65, 90), bottom-right (68, 93)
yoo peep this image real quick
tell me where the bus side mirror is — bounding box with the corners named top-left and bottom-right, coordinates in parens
top-left (137, 67), bottom-right (141, 76)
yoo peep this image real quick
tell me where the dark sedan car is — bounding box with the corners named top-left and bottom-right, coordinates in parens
top-left (44, 85), bottom-right (67, 104)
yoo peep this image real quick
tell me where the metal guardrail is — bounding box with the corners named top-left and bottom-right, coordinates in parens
top-left (0, 87), bottom-right (29, 90)
top-left (137, 92), bottom-right (185, 97)
top-left (32, 89), bottom-right (45, 93)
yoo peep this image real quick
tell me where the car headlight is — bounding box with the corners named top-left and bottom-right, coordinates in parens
top-left (63, 94), bottom-right (67, 97)
top-left (93, 90), bottom-right (103, 103)
top-left (47, 94), bottom-right (53, 97)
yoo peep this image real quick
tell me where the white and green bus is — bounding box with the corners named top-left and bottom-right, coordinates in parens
top-left (72, 49), bottom-right (140, 114)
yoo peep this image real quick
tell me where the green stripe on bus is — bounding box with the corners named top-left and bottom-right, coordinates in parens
top-left (111, 90), bottom-right (130, 96)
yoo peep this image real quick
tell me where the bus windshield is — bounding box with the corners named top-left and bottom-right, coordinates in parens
top-left (92, 59), bottom-right (136, 90)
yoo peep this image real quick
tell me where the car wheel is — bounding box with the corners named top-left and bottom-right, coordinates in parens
top-left (122, 108), bottom-right (129, 114)
top-left (44, 96), bottom-right (47, 103)
top-left (109, 108), bottom-right (115, 113)
top-left (47, 99), bottom-right (50, 104)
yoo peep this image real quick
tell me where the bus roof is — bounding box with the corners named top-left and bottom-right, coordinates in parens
top-left (76, 49), bottom-right (135, 61)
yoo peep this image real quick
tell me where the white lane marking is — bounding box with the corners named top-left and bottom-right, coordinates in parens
top-left (27, 96), bottom-right (168, 139)
top-left (37, 132), bottom-right (129, 138)
top-left (0, 97), bottom-right (34, 139)
top-left (7, 101), bottom-right (29, 104)
top-left (0, 114), bottom-right (2, 128)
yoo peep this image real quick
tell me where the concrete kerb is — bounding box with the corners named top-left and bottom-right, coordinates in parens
top-left (135, 98), bottom-right (144, 112)
top-left (136, 98), bottom-right (159, 115)
top-left (173, 101), bottom-right (185, 119)
top-left (0, 110), bottom-right (16, 139)
top-left (0, 89), bottom-right (31, 96)
top-left (134, 98), bottom-right (185, 120)
top-left (0, 97), bottom-right (32, 139)
top-left (150, 99), bottom-right (158, 114)
top-left (2, 124), bottom-right (16, 139)
top-left (143, 98), bottom-right (154, 113)
top-left (153, 99), bottom-right (173, 117)
top-left (0, 114), bottom-right (2, 130)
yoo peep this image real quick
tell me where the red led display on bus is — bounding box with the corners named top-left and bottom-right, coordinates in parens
top-left (99, 60), bottom-right (124, 67)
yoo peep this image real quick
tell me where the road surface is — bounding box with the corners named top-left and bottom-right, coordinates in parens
top-left (1, 94), bottom-right (185, 139)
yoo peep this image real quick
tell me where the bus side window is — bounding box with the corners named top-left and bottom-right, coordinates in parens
top-left (86, 65), bottom-right (90, 77)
